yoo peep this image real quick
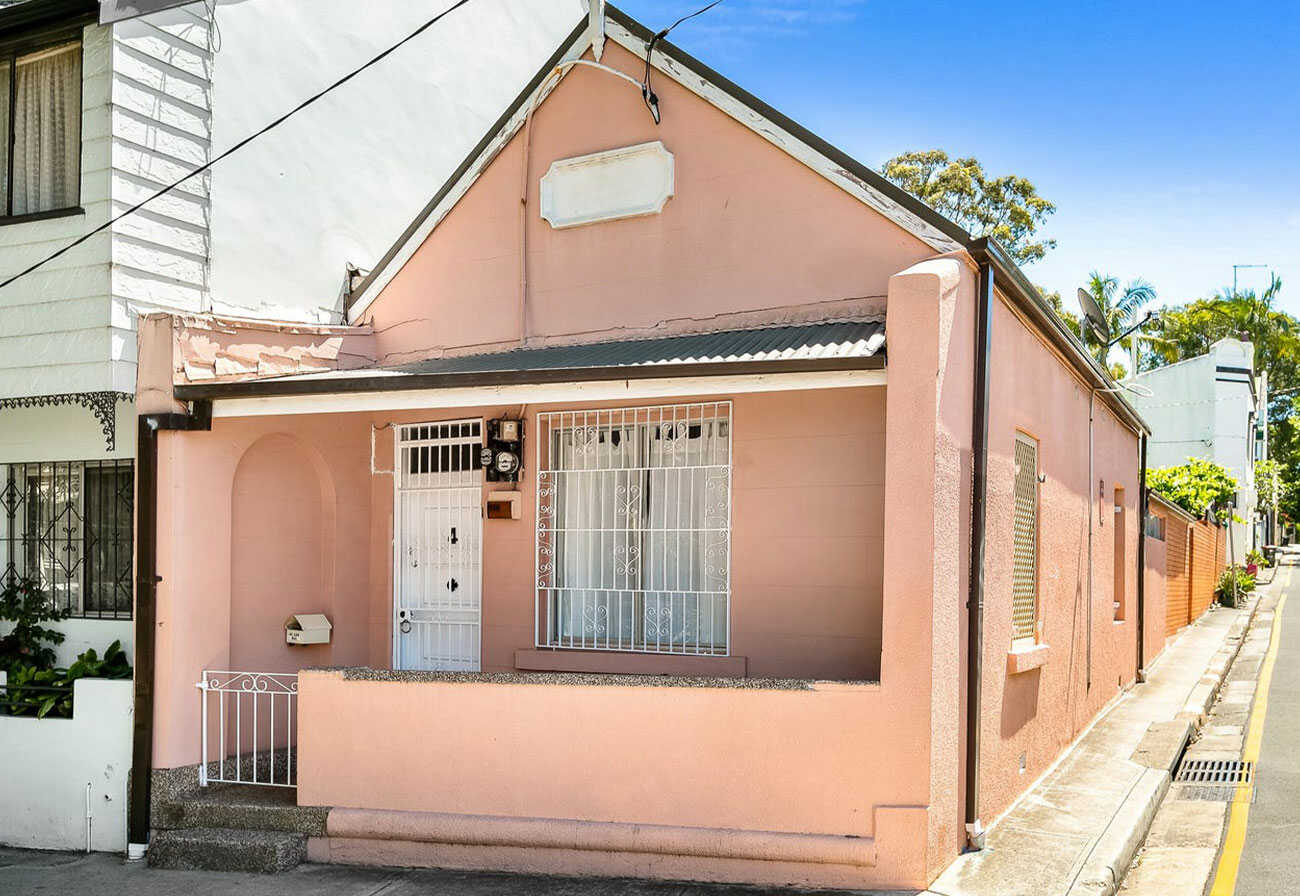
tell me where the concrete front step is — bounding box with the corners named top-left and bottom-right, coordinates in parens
top-left (153, 784), bottom-right (328, 836)
top-left (147, 827), bottom-right (307, 873)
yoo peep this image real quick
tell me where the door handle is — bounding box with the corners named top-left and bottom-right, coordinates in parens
top-left (450, 526), bottom-right (458, 545)
top-left (448, 578), bottom-right (459, 592)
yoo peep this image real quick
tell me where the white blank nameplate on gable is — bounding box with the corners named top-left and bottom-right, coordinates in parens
top-left (540, 141), bottom-right (674, 229)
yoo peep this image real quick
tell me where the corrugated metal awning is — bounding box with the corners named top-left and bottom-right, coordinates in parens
top-left (174, 321), bottom-right (885, 401)
top-left (397, 321), bottom-right (885, 375)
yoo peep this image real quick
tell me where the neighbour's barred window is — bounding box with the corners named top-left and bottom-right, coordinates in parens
top-left (0, 461), bottom-right (133, 618)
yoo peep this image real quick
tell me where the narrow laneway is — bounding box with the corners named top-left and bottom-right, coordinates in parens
top-left (1221, 551), bottom-right (1300, 895)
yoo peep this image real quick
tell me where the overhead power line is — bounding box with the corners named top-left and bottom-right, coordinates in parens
top-left (0, 0), bottom-right (475, 293)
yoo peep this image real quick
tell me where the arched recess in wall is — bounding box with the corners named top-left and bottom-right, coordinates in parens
top-left (229, 433), bottom-right (337, 673)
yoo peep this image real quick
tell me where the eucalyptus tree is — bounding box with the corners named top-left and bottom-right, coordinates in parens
top-left (881, 149), bottom-right (1057, 266)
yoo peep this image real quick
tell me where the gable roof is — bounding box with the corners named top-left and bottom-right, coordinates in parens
top-left (338, 3), bottom-right (1148, 437)
top-left (343, 4), bottom-right (970, 321)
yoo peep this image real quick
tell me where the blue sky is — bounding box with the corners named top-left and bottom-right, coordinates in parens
top-left (616, 0), bottom-right (1300, 316)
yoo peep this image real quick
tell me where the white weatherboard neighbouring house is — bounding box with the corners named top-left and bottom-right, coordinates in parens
top-left (0, 0), bottom-right (581, 853)
top-left (1128, 337), bottom-right (1268, 553)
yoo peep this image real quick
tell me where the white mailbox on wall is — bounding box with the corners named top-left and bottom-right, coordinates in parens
top-left (285, 614), bottom-right (332, 645)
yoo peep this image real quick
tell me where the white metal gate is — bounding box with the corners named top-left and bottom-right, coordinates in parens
top-left (394, 420), bottom-right (483, 671)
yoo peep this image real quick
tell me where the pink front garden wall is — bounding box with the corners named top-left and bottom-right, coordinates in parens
top-left (297, 673), bottom-right (929, 888)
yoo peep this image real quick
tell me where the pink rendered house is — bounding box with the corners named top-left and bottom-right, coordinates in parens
top-left (131, 4), bottom-right (1161, 889)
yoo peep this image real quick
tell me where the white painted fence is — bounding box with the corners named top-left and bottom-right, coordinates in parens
top-left (0, 675), bottom-right (133, 852)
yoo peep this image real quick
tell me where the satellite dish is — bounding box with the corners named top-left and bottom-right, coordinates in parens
top-left (1077, 287), bottom-right (1110, 343)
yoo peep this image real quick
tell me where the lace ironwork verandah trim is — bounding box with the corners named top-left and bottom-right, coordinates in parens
top-left (0, 391), bottom-right (133, 451)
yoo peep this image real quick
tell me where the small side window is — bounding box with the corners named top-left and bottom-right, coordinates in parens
top-left (1012, 433), bottom-right (1039, 642)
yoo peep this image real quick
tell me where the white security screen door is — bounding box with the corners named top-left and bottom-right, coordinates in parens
top-left (395, 420), bottom-right (483, 671)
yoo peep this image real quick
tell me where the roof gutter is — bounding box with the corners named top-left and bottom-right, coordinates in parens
top-left (128, 400), bottom-right (211, 857)
top-left (966, 237), bottom-right (1150, 437)
top-left (0, 0), bottom-right (95, 35)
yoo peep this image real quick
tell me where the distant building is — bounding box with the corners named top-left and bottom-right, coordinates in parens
top-left (1128, 337), bottom-right (1268, 551)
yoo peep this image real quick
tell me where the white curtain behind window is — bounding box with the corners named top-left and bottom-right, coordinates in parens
top-left (643, 419), bottom-right (729, 650)
top-left (553, 424), bottom-right (641, 647)
top-left (13, 43), bottom-right (80, 215)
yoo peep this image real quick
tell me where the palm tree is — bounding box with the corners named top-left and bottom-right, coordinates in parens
top-left (1081, 271), bottom-right (1157, 366)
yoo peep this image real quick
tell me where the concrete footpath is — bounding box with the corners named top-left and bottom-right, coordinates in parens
top-left (1119, 582), bottom-right (1282, 896)
top-left (928, 591), bottom-right (1262, 896)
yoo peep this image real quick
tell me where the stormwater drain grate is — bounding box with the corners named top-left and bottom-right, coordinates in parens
top-left (1175, 759), bottom-right (1255, 802)
top-left (1176, 759), bottom-right (1253, 784)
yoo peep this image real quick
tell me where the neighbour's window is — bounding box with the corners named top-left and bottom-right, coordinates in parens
top-left (0, 34), bottom-right (82, 218)
top-left (0, 461), bottom-right (133, 619)
top-left (1012, 433), bottom-right (1039, 642)
top-left (1144, 513), bottom-right (1166, 540)
top-left (536, 403), bottom-right (732, 655)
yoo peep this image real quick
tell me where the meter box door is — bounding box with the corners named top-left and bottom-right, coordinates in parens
top-left (285, 613), bottom-right (332, 645)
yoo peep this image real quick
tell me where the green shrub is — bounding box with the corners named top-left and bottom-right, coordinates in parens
top-left (1247, 548), bottom-right (1267, 568)
top-left (1217, 566), bottom-right (1256, 608)
top-left (1147, 458), bottom-right (1239, 522)
top-left (0, 577), bottom-right (69, 674)
top-left (2, 640), bottom-right (132, 719)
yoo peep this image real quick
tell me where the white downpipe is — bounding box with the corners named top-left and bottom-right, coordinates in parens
top-left (84, 782), bottom-right (92, 853)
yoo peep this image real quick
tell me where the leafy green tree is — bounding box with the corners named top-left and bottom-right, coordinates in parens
top-left (881, 149), bottom-right (1057, 265)
top-left (1147, 457), bottom-right (1239, 522)
top-left (1257, 458), bottom-right (1287, 522)
top-left (1148, 276), bottom-right (1298, 414)
top-left (1041, 286), bottom-right (1084, 340)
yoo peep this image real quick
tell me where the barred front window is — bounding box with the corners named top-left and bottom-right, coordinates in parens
top-left (536, 403), bottom-right (732, 655)
top-left (0, 461), bottom-right (133, 618)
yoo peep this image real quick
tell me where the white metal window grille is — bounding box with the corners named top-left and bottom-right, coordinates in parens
top-left (394, 420), bottom-right (484, 671)
top-left (1012, 433), bottom-right (1039, 642)
top-left (0, 460), bottom-right (133, 618)
top-left (197, 671), bottom-right (297, 788)
top-left (535, 402), bottom-right (732, 655)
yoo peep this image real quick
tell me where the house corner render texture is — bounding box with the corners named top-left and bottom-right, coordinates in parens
top-left (120, 6), bottom-right (1165, 889)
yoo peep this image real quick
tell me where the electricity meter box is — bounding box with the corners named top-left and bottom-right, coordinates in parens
top-left (285, 613), bottom-right (332, 645)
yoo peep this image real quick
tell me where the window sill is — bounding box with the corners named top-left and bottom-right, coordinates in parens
top-left (514, 648), bottom-right (748, 678)
top-left (0, 205), bottom-right (84, 227)
top-left (1007, 643), bottom-right (1051, 675)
